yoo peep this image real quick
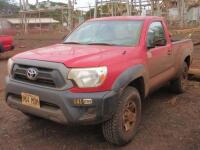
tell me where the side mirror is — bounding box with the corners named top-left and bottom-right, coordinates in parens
top-left (147, 42), bottom-right (155, 49)
top-left (147, 38), bottom-right (167, 49)
top-left (154, 38), bottom-right (167, 47)
top-left (62, 35), bottom-right (66, 40)
top-left (147, 32), bottom-right (156, 49)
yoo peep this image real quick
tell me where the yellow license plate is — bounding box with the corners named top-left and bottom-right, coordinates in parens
top-left (21, 93), bottom-right (40, 108)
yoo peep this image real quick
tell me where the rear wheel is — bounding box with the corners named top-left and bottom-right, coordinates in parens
top-left (170, 62), bottom-right (189, 93)
top-left (102, 87), bottom-right (141, 145)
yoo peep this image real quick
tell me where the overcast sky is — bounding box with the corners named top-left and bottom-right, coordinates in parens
top-left (18, 0), bottom-right (95, 9)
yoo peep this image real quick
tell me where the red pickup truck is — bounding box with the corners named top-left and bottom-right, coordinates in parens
top-left (0, 35), bottom-right (14, 52)
top-left (6, 16), bottom-right (193, 145)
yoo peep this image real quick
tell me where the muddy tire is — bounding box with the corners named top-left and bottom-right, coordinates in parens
top-left (170, 62), bottom-right (189, 94)
top-left (102, 87), bottom-right (141, 146)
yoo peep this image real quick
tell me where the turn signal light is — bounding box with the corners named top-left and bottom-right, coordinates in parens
top-left (73, 99), bottom-right (93, 105)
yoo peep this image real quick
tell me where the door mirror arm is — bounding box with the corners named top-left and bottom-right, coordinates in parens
top-left (147, 45), bottom-right (155, 50)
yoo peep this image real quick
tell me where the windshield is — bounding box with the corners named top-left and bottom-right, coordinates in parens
top-left (64, 20), bottom-right (143, 46)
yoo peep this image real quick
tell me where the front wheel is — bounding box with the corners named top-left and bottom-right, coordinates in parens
top-left (170, 62), bottom-right (189, 93)
top-left (102, 87), bottom-right (141, 146)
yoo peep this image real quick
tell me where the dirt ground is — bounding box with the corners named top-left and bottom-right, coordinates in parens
top-left (0, 32), bottom-right (200, 150)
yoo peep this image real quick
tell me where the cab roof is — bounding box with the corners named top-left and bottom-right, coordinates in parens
top-left (89, 16), bottom-right (164, 21)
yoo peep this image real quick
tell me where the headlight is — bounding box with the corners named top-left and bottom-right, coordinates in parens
top-left (68, 66), bottom-right (107, 88)
top-left (7, 58), bottom-right (14, 76)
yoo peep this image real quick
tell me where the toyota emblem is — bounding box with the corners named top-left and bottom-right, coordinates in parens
top-left (26, 68), bottom-right (38, 80)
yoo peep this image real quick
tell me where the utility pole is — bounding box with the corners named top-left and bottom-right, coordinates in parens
top-left (100, 0), bottom-right (103, 17)
top-left (130, 0), bottom-right (133, 15)
top-left (156, 0), bottom-right (161, 16)
top-left (25, 0), bottom-right (29, 9)
top-left (36, 0), bottom-right (39, 8)
top-left (19, 0), bottom-right (23, 34)
top-left (94, 0), bottom-right (97, 18)
top-left (126, 0), bottom-right (130, 15)
top-left (21, 0), bottom-right (28, 33)
top-left (68, 0), bottom-right (73, 32)
top-left (139, 0), bottom-right (142, 15)
top-left (150, 0), bottom-right (154, 15)
top-left (88, 3), bottom-right (92, 19)
top-left (111, 0), bottom-right (114, 16)
top-left (180, 0), bottom-right (185, 28)
top-left (22, 0), bottom-right (25, 10)
top-left (19, 0), bottom-right (23, 10)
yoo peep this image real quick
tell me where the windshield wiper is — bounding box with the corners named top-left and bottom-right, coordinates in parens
top-left (87, 42), bottom-right (116, 46)
top-left (63, 41), bottom-right (81, 44)
top-left (63, 42), bottom-right (117, 46)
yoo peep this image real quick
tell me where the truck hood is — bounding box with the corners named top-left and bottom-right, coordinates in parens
top-left (14, 44), bottom-right (132, 67)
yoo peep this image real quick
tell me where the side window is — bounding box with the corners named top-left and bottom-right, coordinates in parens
top-left (147, 22), bottom-right (167, 49)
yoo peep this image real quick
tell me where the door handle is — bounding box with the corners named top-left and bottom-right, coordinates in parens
top-left (167, 49), bottom-right (172, 55)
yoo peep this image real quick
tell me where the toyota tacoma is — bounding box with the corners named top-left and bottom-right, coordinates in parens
top-left (6, 16), bottom-right (193, 145)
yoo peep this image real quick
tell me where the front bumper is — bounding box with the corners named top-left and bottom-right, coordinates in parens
top-left (6, 78), bottom-right (118, 125)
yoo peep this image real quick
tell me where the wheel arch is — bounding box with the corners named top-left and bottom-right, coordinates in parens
top-left (112, 64), bottom-right (148, 100)
top-left (128, 77), bottom-right (145, 101)
top-left (184, 55), bottom-right (191, 67)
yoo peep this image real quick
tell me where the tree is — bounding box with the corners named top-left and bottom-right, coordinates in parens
top-left (85, 2), bottom-right (130, 19)
top-left (0, 0), bottom-right (19, 16)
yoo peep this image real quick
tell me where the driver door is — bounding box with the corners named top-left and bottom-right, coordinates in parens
top-left (147, 21), bottom-right (172, 78)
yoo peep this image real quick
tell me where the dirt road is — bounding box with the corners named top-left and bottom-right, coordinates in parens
top-left (0, 33), bottom-right (200, 150)
top-left (0, 81), bottom-right (200, 150)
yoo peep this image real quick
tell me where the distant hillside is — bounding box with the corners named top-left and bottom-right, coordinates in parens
top-left (26, 1), bottom-right (68, 22)
top-left (35, 1), bottom-right (68, 9)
